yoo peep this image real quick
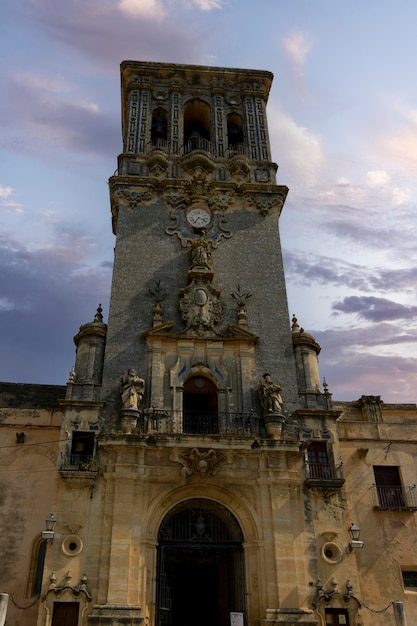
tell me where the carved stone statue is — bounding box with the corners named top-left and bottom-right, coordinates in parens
top-left (259, 373), bottom-right (283, 414)
top-left (120, 369), bottom-right (145, 411)
top-left (191, 241), bottom-right (211, 268)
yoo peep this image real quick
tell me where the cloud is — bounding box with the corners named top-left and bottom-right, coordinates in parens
top-left (313, 325), bottom-right (417, 402)
top-left (283, 31), bottom-right (312, 70)
top-left (367, 170), bottom-right (390, 187)
top-left (332, 295), bottom-right (417, 322)
top-left (283, 251), bottom-right (370, 291)
top-left (0, 185), bottom-right (24, 214)
top-left (268, 107), bottom-right (323, 190)
top-left (1, 72), bottom-right (120, 161)
top-left (21, 0), bottom-right (210, 70)
top-left (379, 106), bottom-right (417, 174)
top-left (284, 249), bottom-right (417, 295)
top-left (0, 186), bottom-right (12, 199)
top-left (117, 0), bottom-right (221, 17)
top-left (391, 187), bottom-right (410, 206)
top-left (118, 0), bottom-right (165, 18)
top-left (190, 0), bottom-right (221, 9)
top-left (0, 232), bottom-right (112, 384)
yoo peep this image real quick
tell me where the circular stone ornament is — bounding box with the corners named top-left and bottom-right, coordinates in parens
top-left (61, 534), bottom-right (84, 557)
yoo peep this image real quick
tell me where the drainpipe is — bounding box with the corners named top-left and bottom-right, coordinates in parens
top-left (0, 594), bottom-right (8, 626)
top-left (393, 602), bottom-right (407, 626)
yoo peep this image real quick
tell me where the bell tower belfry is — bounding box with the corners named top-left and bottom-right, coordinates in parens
top-left (102, 60), bottom-right (300, 422)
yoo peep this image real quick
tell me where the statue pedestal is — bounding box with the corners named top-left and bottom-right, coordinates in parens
top-left (119, 408), bottom-right (140, 434)
top-left (263, 413), bottom-right (285, 440)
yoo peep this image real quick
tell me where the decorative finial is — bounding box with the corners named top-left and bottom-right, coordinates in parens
top-left (94, 304), bottom-right (103, 323)
top-left (323, 377), bottom-right (329, 394)
top-left (231, 285), bottom-right (252, 326)
top-left (231, 285), bottom-right (252, 308)
top-left (291, 314), bottom-right (300, 332)
top-left (149, 280), bottom-right (167, 325)
top-left (149, 280), bottom-right (167, 303)
top-left (68, 366), bottom-right (76, 383)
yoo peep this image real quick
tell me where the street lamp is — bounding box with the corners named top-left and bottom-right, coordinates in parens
top-left (42, 514), bottom-right (57, 542)
top-left (348, 522), bottom-right (364, 551)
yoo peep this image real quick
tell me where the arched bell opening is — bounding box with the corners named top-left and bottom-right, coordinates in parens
top-left (156, 499), bottom-right (247, 626)
top-left (183, 375), bottom-right (218, 434)
top-left (183, 99), bottom-right (211, 152)
top-left (227, 113), bottom-right (244, 150)
top-left (151, 107), bottom-right (168, 144)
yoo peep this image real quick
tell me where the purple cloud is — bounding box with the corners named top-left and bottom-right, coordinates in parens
top-left (332, 295), bottom-right (417, 322)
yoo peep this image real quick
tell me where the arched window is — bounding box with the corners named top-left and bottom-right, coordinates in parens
top-left (151, 107), bottom-right (168, 145)
top-left (227, 113), bottom-right (244, 150)
top-left (183, 99), bottom-right (211, 151)
top-left (183, 375), bottom-right (218, 434)
top-left (26, 535), bottom-right (47, 597)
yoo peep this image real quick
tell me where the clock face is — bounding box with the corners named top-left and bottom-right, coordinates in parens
top-left (186, 207), bottom-right (211, 228)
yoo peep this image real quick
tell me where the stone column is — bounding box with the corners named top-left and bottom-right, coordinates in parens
top-left (393, 602), bottom-right (407, 626)
top-left (0, 594), bottom-right (9, 626)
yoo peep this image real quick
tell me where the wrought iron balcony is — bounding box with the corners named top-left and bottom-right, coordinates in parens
top-left (182, 136), bottom-right (213, 155)
top-left (143, 140), bottom-right (249, 159)
top-left (59, 454), bottom-right (98, 472)
top-left (374, 485), bottom-right (417, 510)
top-left (144, 409), bottom-right (260, 438)
top-left (304, 461), bottom-right (345, 490)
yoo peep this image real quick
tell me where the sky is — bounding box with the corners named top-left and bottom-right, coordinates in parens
top-left (1, 0), bottom-right (417, 403)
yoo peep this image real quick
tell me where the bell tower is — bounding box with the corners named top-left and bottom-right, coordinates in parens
top-left (102, 61), bottom-right (299, 422)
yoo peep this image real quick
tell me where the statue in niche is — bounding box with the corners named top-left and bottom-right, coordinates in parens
top-left (120, 369), bottom-right (145, 411)
top-left (191, 240), bottom-right (211, 269)
top-left (259, 373), bottom-right (283, 414)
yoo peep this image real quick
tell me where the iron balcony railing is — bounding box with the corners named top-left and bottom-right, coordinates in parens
top-left (144, 410), bottom-right (260, 438)
top-left (59, 454), bottom-right (98, 472)
top-left (304, 461), bottom-right (345, 490)
top-left (375, 485), bottom-right (417, 510)
top-left (144, 140), bottom-right (249, 159)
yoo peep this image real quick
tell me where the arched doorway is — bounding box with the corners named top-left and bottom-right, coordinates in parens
top-left (183, 375), bottom-right (218, 434)
top-left (156, 499), bottom-right (246, 626)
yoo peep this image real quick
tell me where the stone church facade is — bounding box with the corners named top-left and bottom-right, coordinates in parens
top-left (1, 61), bottom-right (417, 626)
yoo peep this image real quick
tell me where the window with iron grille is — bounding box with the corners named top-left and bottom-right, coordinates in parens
top-left (402, 570), bottom-right (417, 589)
top-left (373, 466), bottom-right (405, 509)
top-left (307, 442), bottom-right (333, 479)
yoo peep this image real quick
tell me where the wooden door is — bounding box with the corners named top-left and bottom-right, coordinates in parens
top-left (51, 602), bottom-right (79, 626)
top-left (325, 608), bottom-right (350, 625)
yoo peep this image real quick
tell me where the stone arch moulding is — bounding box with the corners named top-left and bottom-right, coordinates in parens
top-left (145, 483), bottom-right (260, 544)
top-left (42, 583), bottom-right (92, 626)
top-left (146, 486), bottom-right (265, 626)
top-left (0, 444), bottom-right (57, 467)
top-left (172, 357), bottom-right (230, 388)
top-left (170, 357), bottom-right (232, 416)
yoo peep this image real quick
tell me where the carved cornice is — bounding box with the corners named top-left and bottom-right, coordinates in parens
top-left (246, 192), bottom-right (287, 216)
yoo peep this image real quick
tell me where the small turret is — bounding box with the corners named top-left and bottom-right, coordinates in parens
top-left (71, 305), bottom-right (107, 387)
top-left (292, 314), bottom-right (328, 408)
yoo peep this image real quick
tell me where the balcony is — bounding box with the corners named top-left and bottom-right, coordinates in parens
top-left (304, 461), bottom-right (345, 491)
top-left (374, 485), bottom-right (417, 510)
top-left (142, 139), bottom-right (249, 159)
top-left (144, 410), bottom-right (260, 438)
top-left (59, 454), bottom-right (98, 472)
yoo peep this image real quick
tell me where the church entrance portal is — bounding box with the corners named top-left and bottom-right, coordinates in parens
top-left (156, 499), bottom-right (246, 626)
